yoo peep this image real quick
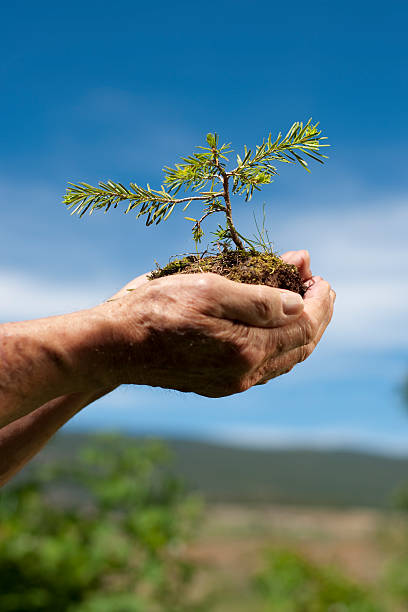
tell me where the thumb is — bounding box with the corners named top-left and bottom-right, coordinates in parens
top-left (205, 276), bottom-right (304, 328)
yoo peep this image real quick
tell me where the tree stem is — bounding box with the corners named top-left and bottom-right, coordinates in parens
top-left (223, 175), bottom-right (244, 250)
top-left (214, 155), bottom-right (245, 250)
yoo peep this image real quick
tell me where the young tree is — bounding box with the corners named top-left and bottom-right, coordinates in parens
top-left (64, 119), bottom-right (328, 252)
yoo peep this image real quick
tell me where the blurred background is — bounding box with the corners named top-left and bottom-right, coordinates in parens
top-left (1, 1), bottom-right (408, 609)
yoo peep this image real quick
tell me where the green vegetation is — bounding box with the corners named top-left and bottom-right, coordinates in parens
top-left (0, 436), bottom-right (201, 612)
top-left (384, 501), bottom-right (408, 606)
top-left (254, 549), bottom-right (382, 611)
top-left (63, 120), bottom-right (328, 252)
top-left (387, 377), bottom-right (408, 607)
top-left (392, 483), bottom-right (408, 513)
top-left (3, 434), bottom-right (408, 611)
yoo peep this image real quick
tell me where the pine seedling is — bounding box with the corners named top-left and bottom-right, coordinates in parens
top-left (63, 119), bottom-right (329, 253)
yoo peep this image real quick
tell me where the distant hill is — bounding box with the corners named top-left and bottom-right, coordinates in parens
top-left (11, 433), bottom-right (408, 508)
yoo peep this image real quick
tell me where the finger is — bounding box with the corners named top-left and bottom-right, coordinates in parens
top-left (255, 308), bottom-right (333, 384)
top-left (302, 285), bottom-right (334, 350)
top-left (250, 276), bottom-right (333, 358)
top-left (303, 275), bottom-right (331, 304)
top-left (301, 277), bottom-right (333, 343)
top-left (281, 249), bottom-right (312, 281)
top-left (254, 319), bottom-right (331, 385)
top-left (254, 348), bottom-right (301, 385)
top-left (295, 284), bottom-right (335, 355)
top-left (254, 280), bottom-right (335, 383)
top-left (200, 273), bottom-right (304, 328)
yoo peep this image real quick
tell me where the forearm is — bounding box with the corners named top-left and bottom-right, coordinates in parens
top-left (0, 305), bottom-right (128, 428)
top-left (0, 387), bottom-right (114, 487)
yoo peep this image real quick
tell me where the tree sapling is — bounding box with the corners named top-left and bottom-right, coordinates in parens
top-left (63, 119), bottom-right (329, 294)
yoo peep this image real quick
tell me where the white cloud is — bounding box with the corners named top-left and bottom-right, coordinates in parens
top-left (274, 198), bottom-right (408, 349)
top-left (206, 424), bottom-right (408, 456)
top-left (327, 281), bottom-right (408, 348)
top-left (0, 268), bottom-right (109, 322)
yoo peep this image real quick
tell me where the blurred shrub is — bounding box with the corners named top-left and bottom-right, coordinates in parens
top-left (386, 552), bottom-right (408, 605)
top-left (0, 436), bottom-right (202, 612)
top-left (391, 483), bottom-right (408, 513)
top-left (385, 489), bottom-right (408, 605)
top-left (253, 549), bottom-right (383, 612)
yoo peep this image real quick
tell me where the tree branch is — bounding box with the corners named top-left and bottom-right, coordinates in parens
top-left (166, 192), bottom-right (224, 205)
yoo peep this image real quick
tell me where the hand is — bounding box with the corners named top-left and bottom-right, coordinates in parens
top-left (252, 248), bottom-right (335, 384)
top-left (256, 248), bottom-right (335, 384)
top-left (105, 250), bottom-right (335, 397)
top-left (108, 273), bottom-right (150, 300)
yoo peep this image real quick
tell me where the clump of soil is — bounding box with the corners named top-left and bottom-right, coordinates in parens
top-left (149, 250), bottom-right (306, 296)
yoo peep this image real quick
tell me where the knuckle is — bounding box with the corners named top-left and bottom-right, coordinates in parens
top-left (236, 377), bottom-right (251, 393)
top-left (320, 279), bottom-right (331, 295)
top-left (299, 341), bottom-right (314, 362)
top-left (195, 273), bottom-right (216, 294)
top-left (274, 333), bottom-right (286, 356)
top-left (299, 249), bottom-right (310, 260)
top-left (275, 365), bottom-right (294, 377)
top-left (299, 316), bottom-right (316, 345)
top-left (252, 294), bottom-right (271, 324)
top-left (195, 272), bottom-right (228, 299)
top-left (235, 335), bottom-right (266, 370)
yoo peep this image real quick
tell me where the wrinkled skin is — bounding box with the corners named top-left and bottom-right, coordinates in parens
top-left (107, 250), bottom-right (335, 397)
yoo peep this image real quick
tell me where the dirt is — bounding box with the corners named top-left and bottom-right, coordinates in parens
top-left (185, 504), bottom-right (391, 586)
top-left (149, 250), bottom-right (306, 296)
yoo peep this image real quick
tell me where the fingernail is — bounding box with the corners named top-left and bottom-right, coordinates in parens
top-left (281, 292), bottom-right (304, 315)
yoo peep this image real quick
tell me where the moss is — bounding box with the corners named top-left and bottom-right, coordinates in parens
top-left (149, 250), bottom-right (305, 296)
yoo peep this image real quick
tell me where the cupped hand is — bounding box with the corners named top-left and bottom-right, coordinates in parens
top-left (281, 248), bottom-right (312, 281)
top-left (107, 250), bottom-right (335, 397)
top-left (109, 273), bottom-right (150, 300)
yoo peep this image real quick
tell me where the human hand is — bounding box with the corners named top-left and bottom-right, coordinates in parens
top-left (108, 273), bottom-right (150, 300)
top-left (253, 248), bottom-right (335, 385)
top-left (104, 250), bottom-right (335, 397)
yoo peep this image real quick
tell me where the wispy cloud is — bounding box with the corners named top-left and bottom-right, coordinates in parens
top-left (0, 268), bottom-right (109, 322)
top-left (269, 197), bottom-right (408, 349)
top-left (205, 424), bottom-right (408, 456)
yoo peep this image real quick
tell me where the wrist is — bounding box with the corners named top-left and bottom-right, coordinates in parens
top-left (0, 309), bottom-right (121, 416)
top-left (52, 304), bottom-right (132, 391)
top-left (48, 295), bottom-right (151, 392)
top-left (93, 292), bottom-right (151, 387)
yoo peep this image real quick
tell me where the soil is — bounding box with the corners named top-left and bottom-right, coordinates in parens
top-left (149, 250), bottom-right (306, 296)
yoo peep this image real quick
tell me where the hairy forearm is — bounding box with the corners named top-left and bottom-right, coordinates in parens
top-left (0, 387), bottom-right (114, 487)
top-left (0, 305), bottom-right (128, 428)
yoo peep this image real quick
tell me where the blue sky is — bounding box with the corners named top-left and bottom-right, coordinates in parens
top-left (1, 1), bottom-right (407, 453)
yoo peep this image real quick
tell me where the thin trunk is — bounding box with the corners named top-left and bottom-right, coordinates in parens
top-left (223, 175), bottom-right (244, 250)
top-left (214, 153), bottom-right (244, 250)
